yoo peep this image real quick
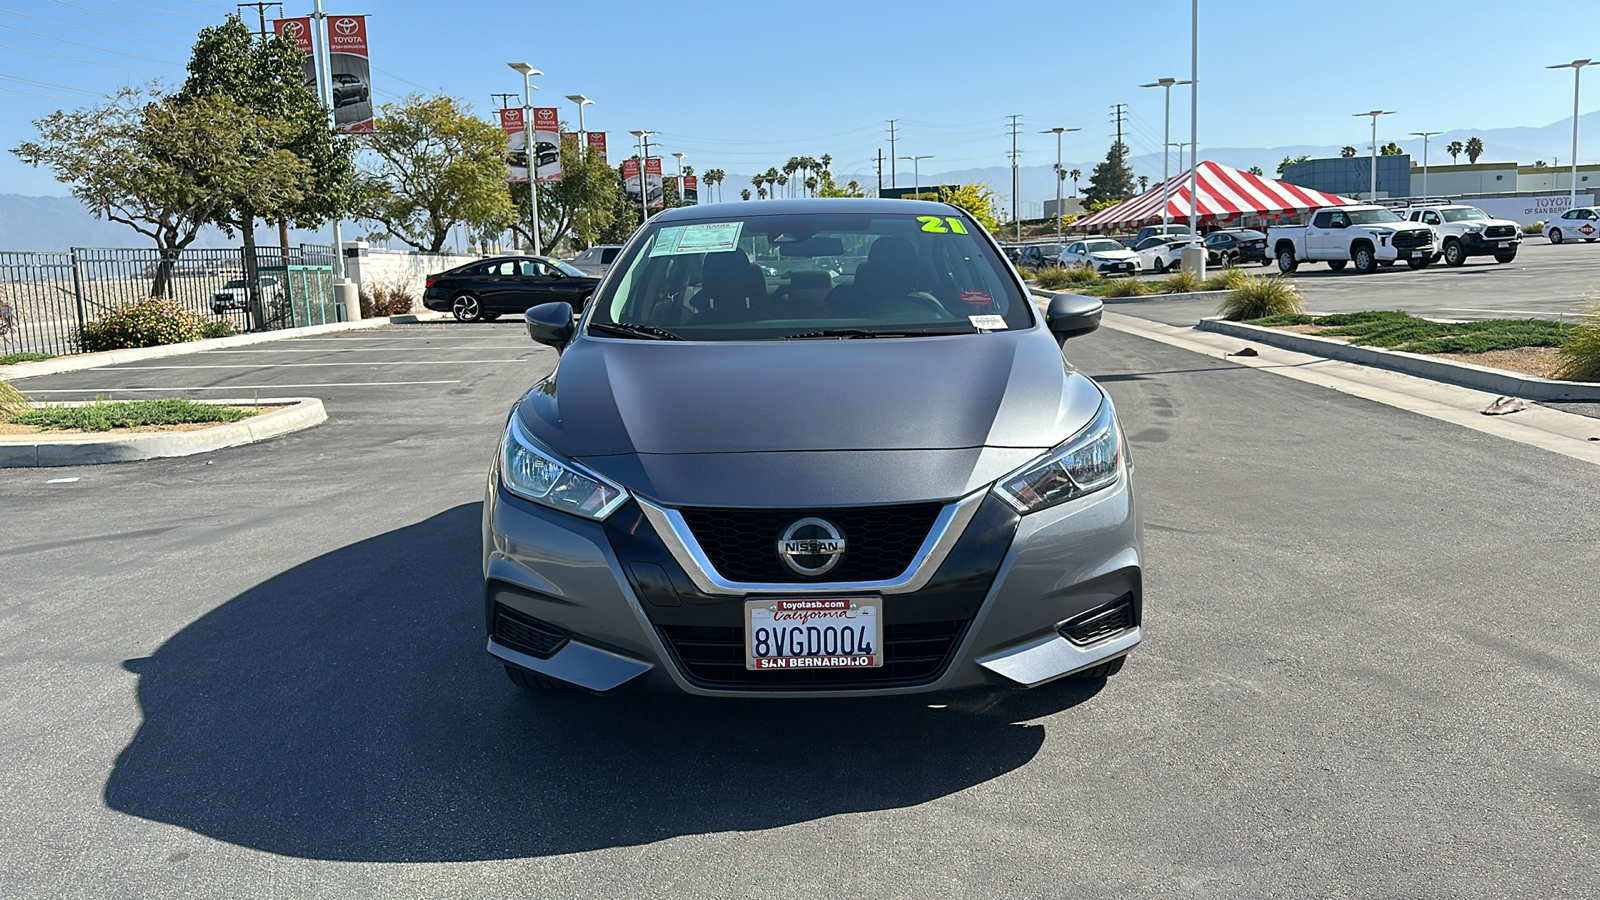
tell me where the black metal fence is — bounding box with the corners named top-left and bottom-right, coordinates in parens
top-left (0, 244), bottom-right (336, 358)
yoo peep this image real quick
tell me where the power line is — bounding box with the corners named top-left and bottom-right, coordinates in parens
top-left (0, 22), bottom-right (186, 63)
top-left (371, 64), bottom-right (431, 93)
top-left (0, 41), bottom-right (176, 72)
top-left (48, 1), bottom-right (193, 35)
top-left (234, 1), bottom-right (280, 37)
top-left (0, 72), bottom-right (105, 95)
top-left (0, 83), bottom-right (78, 101)
top-left (0, 9), bottom-right (187, 45)
top-left (98, 0), bottom-right (220, 19)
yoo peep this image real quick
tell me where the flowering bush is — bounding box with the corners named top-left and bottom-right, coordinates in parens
top-left (360, 278), bottom-right (417, 318)
top-left (77, 297), bottom-right (204, 352)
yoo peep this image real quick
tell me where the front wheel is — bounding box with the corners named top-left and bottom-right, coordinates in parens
top-left (1443, 240), bottom-right (1466, 267)
top-left (1549, 227), bottom-right (1564, 244)
top-left (1152, 258), bottom-right (1166, 274)
top-left (1494, 251), bottom-right (1518, 264)
top-left (1327, 260), bottom-right (1348, 271)
top-left (451, 293), bottom-right (482, 322)
top-left (1277, 248), bottom-right (1299, 273)
top-left (1407, 256), bottom-right (1432, 270)
top-left (1353, 246), bottom-right (1378, 274)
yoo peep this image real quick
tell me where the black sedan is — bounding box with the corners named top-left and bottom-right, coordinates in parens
top-left (423, 256), bottom-right (600, 322)
top-left (1204, 229), bottom-right (1270, 266)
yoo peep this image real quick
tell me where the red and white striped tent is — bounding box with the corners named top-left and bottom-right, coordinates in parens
top-left (1071, 161), bottom-right (1359, 233)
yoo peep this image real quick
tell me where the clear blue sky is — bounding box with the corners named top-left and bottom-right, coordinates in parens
top-left (4, 0), bottom-right (1600, 198)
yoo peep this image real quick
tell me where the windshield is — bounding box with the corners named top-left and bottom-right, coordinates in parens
top-left (1347, 208), bottom-right (1405, 225)
top-left (1441, 207), bottom-right (1489, 222)
top-left (1084, 240), bottom-right (1124, 253)
top-left (551, 260), bottom-right (587, 277)
top-left (588, 210), bottom-right (1034, 340)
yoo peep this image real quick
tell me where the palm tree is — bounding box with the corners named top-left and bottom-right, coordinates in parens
top-left (819, 153), bottom-right (832, 176)
top-left (804, 175), bottom-right (817, 195)
top-left (740, 188), bottom-right (751, 201)
top-left (764, 167), bottom-right (781, 198)
top-left (1446, 140), bottom-right (1464, 163)
top-left (757, 186), bottom-right (767, 200)
top-left (1465, 137), bottom-right (1484, 163)
top-left (1138, 175), bottom-right (1150, 192)
top-left (783, 158), bottom-right (800, 197)
top-left (751, 174), bottom-right (764, 198)
top-left (1340, 146), bottom-right (1357, 158)
top-left (710, 169), bottom-right (725, 202)
top-left (777, 174), bottom-right (789, 197)
top-left (1069, 168), bottom-right (1082, 197)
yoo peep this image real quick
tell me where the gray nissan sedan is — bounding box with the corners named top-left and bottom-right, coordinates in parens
top-left (483, 198), bottom-right (1142, 697)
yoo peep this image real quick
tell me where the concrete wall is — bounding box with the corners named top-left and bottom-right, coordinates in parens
top-left (341, 243), bottom-right (484, 309)
top-left (1408, 163), bottom-right (1516, 197)
top-left (1516, 165), bottom-right (1600, 193)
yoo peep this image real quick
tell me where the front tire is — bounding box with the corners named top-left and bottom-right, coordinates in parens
top-left (451, 293), bottom-right (482, 322)
top-left (1152, 258), bottom-right (1166, 274)
top-left (1443, 240), bottom-right (1466, 267)
top-left (1407, 256), bottom-right (1432, 269)
top-left (1494, 251), bottom-right (1518, 264)
top-left (1327, 260), bottom-right (1348, 271)
top-left (1353, 246), bottom-right (1378, 274)
top-left (1277, 248), bottom-right (1299, 273)
top-left (1549, 227), bottom-right (1564, 244)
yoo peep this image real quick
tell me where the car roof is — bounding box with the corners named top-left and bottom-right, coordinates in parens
top-left (647, 196), bottom-right (965, 223)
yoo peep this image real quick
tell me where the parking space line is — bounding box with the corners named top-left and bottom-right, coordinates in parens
top-left (212, 347), bottom-right (536, 353)
top-left (23, 381), bottom-right (463, 392)
top-left (116, 361), bottom-right (524, 369)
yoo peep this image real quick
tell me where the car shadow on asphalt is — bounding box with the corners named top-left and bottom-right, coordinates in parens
top-left (104, 502), bottom-right (1104, 862)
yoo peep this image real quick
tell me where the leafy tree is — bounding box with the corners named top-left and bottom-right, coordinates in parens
top-left (357, 94), bottom-right (515, 252)
top-left (815, 169), bottom-right (865, 198)
top-left (1084, 197), bottom-right (1120, 214)
top-left (1534, 160), bottom-right (1548, 167)
top-left (1379, 141), bottom-right (1404, 156)
top-left (1276, 154), bottom-right (1311, 175)
top-left (594, 167), bottom-right (642, 244)
top-left (936, 183), bottom-right (999, 233)
top-left (1446, 140), bottom-right (1464, 163)
top-left (510, 126), bottom-right (621, 251)
top-left (1084, 141), bottom-right (1136, 206)
top-left (15, 87), bottom-right (296, 296)
top-left (1465, 137), bottom-right (1484, 163)
top-left (1341, 146), bottom-right (1358, 158)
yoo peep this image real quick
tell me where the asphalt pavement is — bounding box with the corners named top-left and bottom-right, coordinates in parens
top-left (1124, 238), bottom-right (1600, 326)
top-left (0, 322), bottom-right (1596, 898)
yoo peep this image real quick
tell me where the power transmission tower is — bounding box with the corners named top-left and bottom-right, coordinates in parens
top-left (236, 2), bottom-right (283, 38)
top-left (1006, 114), bottom-right (1023, 239)
top-left (887, 119), bottom-right (898, 189)
top-left (1110, 103), bottom-right (1128, 148)
top-left (491, 93), bottom-right (518, 111)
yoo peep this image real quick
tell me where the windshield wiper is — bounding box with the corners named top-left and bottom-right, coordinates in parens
top-left (588, 321), bottom-right (683, 341)
top-left (784, 326), bottom-right (974, 340)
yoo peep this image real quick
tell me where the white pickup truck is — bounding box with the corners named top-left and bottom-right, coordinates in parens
top-left (1270, 205), bottom-right (1438, 274)
top-left (1399, 204), bottom-right (1521, 265)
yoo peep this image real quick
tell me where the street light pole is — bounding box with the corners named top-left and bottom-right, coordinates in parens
top-left (672, 152), bottom-right (686, 206)
top-left (1041, 127), bottom-right (1080, 244)
top-left (899, 155), bottom-right (931, 200)
top-left (509, 62), bottom-right (543, 255)
top-left (1548, 59), bottom-right (1594, 208)
top-left (564, 93), bottom-right (593, 147)
top-left (1141, 77), bottom-right (1193, 229)
top-left (310, 0), bottom-right (345, 282)
top-left (630, 130), bottom-right (657, 225)
top-left (1354, 110), bottom-right (1395, 200)
top-left (1410, 131), bottom-right (1441, 199)
top-left (1187, 0), bottom-right (1199, 249)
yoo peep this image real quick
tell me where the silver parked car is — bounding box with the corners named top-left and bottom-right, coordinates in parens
top-left (568, 244), bottom-right (625, 277)
top-left (485, 198), bottom-right (1142, 697)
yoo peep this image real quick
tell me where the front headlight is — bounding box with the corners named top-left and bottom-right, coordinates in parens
top-left (1464, 224), bottom-right (1484, 234)
top-left (993, 398), bottom-right (1122, 515)
top-left (500, 413), bottom-right (629, 520)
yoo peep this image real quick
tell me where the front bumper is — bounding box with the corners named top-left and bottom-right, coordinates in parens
top-left (1092, 259), bottom-right (1140, 275)
top-left (482, 466), bottom-right (1143, 698)
top-left (1461, 232), bottom-right (1521, 255)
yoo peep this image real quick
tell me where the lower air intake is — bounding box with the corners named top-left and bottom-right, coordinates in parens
top-left (494, 604), bottom-right (569, 659)
top-left (1058, 596), bottom-right (1135, 646)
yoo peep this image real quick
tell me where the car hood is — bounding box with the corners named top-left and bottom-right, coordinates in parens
top-left (1089, 250), bottom-right (1138, 261)
top-left (515, 329), bottom-right (1105, 506)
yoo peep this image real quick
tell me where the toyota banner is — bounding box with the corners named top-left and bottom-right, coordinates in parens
top-left (272, 14), bottom-right (374, 134)
top-left (499, 107), bottom-right (528, 183)
top-left (532, 108), bottom-right (561, 182)
top-left (586, 131), bottom-right (607, 162)
top-left (622, 158), bottom-right (664, 208)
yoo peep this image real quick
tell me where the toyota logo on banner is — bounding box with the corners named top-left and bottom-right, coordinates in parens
top-left (280, 20), bottom-right (302, 38)
top-left (334, 17), bottom-right (359, 36)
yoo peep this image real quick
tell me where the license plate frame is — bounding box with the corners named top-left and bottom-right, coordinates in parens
top-left (745, 597), bottom-right (882, 671)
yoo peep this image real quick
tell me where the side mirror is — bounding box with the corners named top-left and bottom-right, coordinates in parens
top-left (524, 301), bottom-right (575, 350)
top-left (1045, 293), bottom-right (1103, 341)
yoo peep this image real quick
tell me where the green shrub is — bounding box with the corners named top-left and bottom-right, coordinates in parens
top-left (1556, 301), bottom-right (1600, 381)
top-left (1320, 316), bottom-right (1567, 353)
top-left (1522, 221), bottom-right (1545, 236)
top-left (0, 379), bottom-right (28, 418)
top-left (200, 319), bottom-right (237, 340)
top-left (1060, 263), bottom-right (1101, 286)
top-left (11, 398), bottom-right (252, 432)
top-left (1215, 275), bottom-right (1306, 321)
top-left (1202, 267), bottom-right (1252, 292)
top-left (1158, 269), bottom-right (1201, 294)
top-left (360, 277), bottom-right (417, 318)
top-left (1246, 313), bottom-right (1315, 326)
top-left (1102, 277), bottom-right (1150, 298)
top-left (77, 297), bottom-right (203, 352)
top-left (1030, 266), bottom-right (1075, 290)
top-left (1310, 310), bottom-right (1410, 327)
top-left (0, 352), bottom-right (55, 366)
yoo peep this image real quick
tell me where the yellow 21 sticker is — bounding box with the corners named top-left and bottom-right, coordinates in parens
top-left (917, 215), bottom-right (969, 234)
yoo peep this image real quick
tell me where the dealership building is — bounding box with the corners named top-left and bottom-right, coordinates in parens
top-left (1278, 155), bottom-right (1600, 222)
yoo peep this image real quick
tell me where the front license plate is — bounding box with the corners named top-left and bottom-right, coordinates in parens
top-left (745, 597), bottom-right (881, 670)
top-left (1498, 241), bottom-right (1510, 248)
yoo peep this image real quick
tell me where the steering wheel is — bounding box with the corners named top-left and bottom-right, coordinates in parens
top-left (878, 292), bottom-right (954, 320)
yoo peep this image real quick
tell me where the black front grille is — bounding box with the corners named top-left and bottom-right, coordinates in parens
top-left (1484, 225), bottom-right (1517, 239)
top-left (1393, 229), bottom-right (1432, 249)
top-left (658, 620), bottom-right (967, 689)
top-left (678, 503), bottom-right (943, 583)
top-left (1058, 596), bottom-right (1135, 646)
top-left (494, 604), bottom-right (569, 658)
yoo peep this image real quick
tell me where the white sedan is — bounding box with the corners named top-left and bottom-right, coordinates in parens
top-left (1132, 236), bottom-right (1189, 273)
top-left (1059, 238), bottom-right (1142, 276)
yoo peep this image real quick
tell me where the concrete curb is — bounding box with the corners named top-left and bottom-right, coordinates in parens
top-left (1198, 317), bottom-right (1600, 401)
top-left (0, 312), bottom-right (448, 381)
top-left (0, 397), bottom-right (326, 467)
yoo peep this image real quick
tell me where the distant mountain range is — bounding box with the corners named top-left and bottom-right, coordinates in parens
top-left (6, 111), bottom-right (1598, 247)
